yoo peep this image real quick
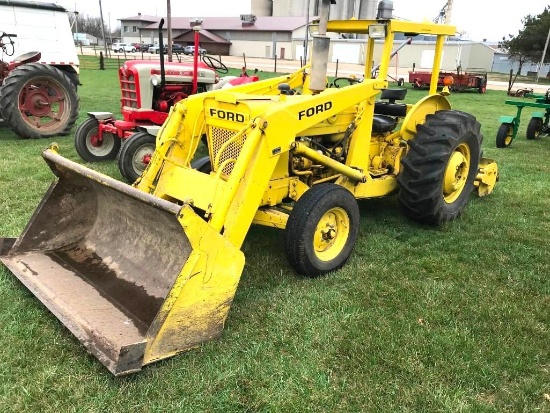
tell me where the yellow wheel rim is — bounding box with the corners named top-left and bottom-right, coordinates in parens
top-left (504, 126), bottom-right (513, 146)
top-left (443, 142), bottom-right (471, 203)
top-left (313, 207), bottom-right (350, 262)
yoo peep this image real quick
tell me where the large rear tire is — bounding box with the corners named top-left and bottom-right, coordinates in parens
top-left (284, 183), bottom-right (360, 277)
top-left (496, 122), bottom-right (514, 148)
top-left (0, 63), bottom-right (79, 139)
top-left (526, 117), bottom-right (542, 140)
top-left (398, 110), bottom-right (482, 225)
top-left (118, 131), bottom-right (156, 183)
top-left (74, 117), bottom-right (121, 162)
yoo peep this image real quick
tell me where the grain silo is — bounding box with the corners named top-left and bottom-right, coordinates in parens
top-left (251, 0), bottom-right (273, 16)
top-left (272, 0), bottom-right (308, 16)
top-left (271, 0), bottom-right (376, 19)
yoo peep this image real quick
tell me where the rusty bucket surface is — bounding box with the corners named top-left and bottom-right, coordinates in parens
top-left (0, 151), bottom-right (219, 375)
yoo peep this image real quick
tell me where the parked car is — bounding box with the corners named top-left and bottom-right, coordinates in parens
top-left (171, 44), bottom-right (185, 54)
top-left (139, 43), bottom-right (154, 52)
top-left (112, 43), bottom-right (136, 53)
top-left (148, 44), bottom-right (161, 54)
top-left (148, 44), bottom-right (186, 54)
top-left (183, 45), bottom-right (207, 55)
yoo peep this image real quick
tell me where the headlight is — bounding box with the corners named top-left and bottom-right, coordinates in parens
top-left (369, 24), bottom-right (386, 39)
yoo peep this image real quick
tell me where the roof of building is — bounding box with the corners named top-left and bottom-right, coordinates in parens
top-left (173, 29), bottom-right (231, 44)
top-left (121, 14), bottom-right (159, 23)
top-left (121, 15), bottom-right (311, 32)
top-left (0, 0), bottom-right (66, 12)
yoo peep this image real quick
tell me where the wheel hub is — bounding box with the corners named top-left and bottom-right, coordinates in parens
top-left (314, 207), bottom-right (349, 261)
top-left (132, 144), bottom-right (155, 174)
top-left (24, 89), bottom-right (53, 117)
top-left (19, 77), bottom-right (66, 130)
top-left (90, 132), bottom-right (103, 147)
top-left (443, 143), bottom-right (470, 203)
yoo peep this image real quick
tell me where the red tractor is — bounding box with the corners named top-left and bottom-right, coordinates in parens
top-left (0, 31), bottom-right (79, 139)
top-left (75, 19), bottom-right (259, 183)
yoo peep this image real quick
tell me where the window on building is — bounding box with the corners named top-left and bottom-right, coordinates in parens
top-left (123, 25), bottom-right (129, 32)
top-left (133, 26), bottom-right (137, 33)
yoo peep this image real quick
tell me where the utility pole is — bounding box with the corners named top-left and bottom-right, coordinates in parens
top-left (536, 27), bottom-right (550, 82)
top-left (98, 0), bottom-right (108, 56)
top-left (304, 0), bottom-right (311, 62)
top-left (444, 0), bottom-right (453, 24)
top-left (167, 0), bottom-right (172, 62)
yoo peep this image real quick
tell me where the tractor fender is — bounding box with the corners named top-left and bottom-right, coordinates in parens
top-left (498, 115), bottom-right (516, 124)
top-left (87, 112), bottom-right (116, 121)
top-left (399, 94), bottom-right (451, 140)
top-left (136, 125), bottom-right (161, 136)
top-left (530, 112), bottom-right (545, 119)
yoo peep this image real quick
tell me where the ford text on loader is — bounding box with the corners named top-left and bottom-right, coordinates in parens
top-left (0, 0), bottom-right (498, 375)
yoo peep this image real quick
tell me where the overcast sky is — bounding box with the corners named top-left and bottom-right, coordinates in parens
top-left (54, 0), bottom-right (549, 42)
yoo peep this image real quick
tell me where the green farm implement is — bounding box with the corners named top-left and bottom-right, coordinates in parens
top-left (496, 90), bottom-right (550, 148)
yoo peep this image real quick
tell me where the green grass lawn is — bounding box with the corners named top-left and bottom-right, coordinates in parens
top-left (0, 62), bottom-right (549, 413)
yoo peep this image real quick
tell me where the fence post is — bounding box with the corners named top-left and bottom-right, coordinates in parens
top-left (274, 55), bottom-right (277, 73)
top-left (335, 59), bottom-right (339, 78)
top-left (99, 51), bottom-right (105, 70)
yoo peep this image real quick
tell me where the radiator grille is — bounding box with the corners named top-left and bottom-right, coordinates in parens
top-left (209, 126), bottom-right (247, 177)
top-left (120, 73), bottom-right (138, 108)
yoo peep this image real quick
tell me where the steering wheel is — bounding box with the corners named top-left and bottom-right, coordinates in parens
top-left (0, 32), bottom-right (15, 56)
top-left (202, 55), bottom-right (228, 74)
top-left (332, 77), bottom-right (361, 88)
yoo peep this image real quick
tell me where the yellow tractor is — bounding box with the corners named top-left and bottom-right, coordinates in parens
top-left (0, 0), bottom-right (498, 375)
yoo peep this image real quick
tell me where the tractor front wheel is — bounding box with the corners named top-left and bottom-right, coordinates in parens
top-left (398, 110), bottom-right (482, 225)
top-left (284, 183), bottom-right (360, 277)
top-left (0, 63), bottom-right (79, 139)
top-left (118, 131), bottom-right (156, 183)
top-left (74, 117), bottom-right (121, 162)
top-left (496, 122), bottom-right (514, 148)
top-left (526, 117), bottom-right (542, 140)
top-left (191, 156), bottom-right (212, 173)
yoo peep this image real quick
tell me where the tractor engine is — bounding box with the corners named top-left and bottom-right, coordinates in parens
top-left (119, 60), bottom-right (217, 116)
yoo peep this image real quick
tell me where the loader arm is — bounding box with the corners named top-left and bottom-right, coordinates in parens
top-left (142, 77), bottom-right (387, 249)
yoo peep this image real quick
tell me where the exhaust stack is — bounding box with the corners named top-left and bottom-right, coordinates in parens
top-left (309, 0), bottom-right (334, 93)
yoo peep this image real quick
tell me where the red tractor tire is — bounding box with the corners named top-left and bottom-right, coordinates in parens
top-left (0, 63), bottom-right (79, 139)
top-left (74, 117), bottom-right (121, 162)
top-left (118, 131), bottom-right (156, 183)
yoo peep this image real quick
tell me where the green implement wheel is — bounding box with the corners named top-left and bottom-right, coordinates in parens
top-left (496, 122), bottom-right (514, 148)
top-left (526, 117), bottom-right (542, 140)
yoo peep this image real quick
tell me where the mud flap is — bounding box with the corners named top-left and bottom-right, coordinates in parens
top-left (0, 150), bottom-right (244, 375)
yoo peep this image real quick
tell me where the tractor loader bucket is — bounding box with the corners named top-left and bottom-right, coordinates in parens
top-left (0, 149), bottom-right (245, 376)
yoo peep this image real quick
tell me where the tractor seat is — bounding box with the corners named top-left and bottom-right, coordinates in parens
top-left (374, 88), bottom-right (408, 117)
top-left (372, 115), bottom-right (398, 134)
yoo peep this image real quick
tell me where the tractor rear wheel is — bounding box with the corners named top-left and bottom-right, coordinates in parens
top-left (118, 131), bottom-right (156, 183)
top-left (398, 110), bottom-right (482, 225)
top-left (496, 122), bottom-right (514, 148)
top-left (74, 117), bottom-right (120, 162)
top-left (526, 117), bottom-right (542, 140)
top-left (284, 183), bottom-right (360, 277)
top-left (0, 63), bottom-right (78, 139)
